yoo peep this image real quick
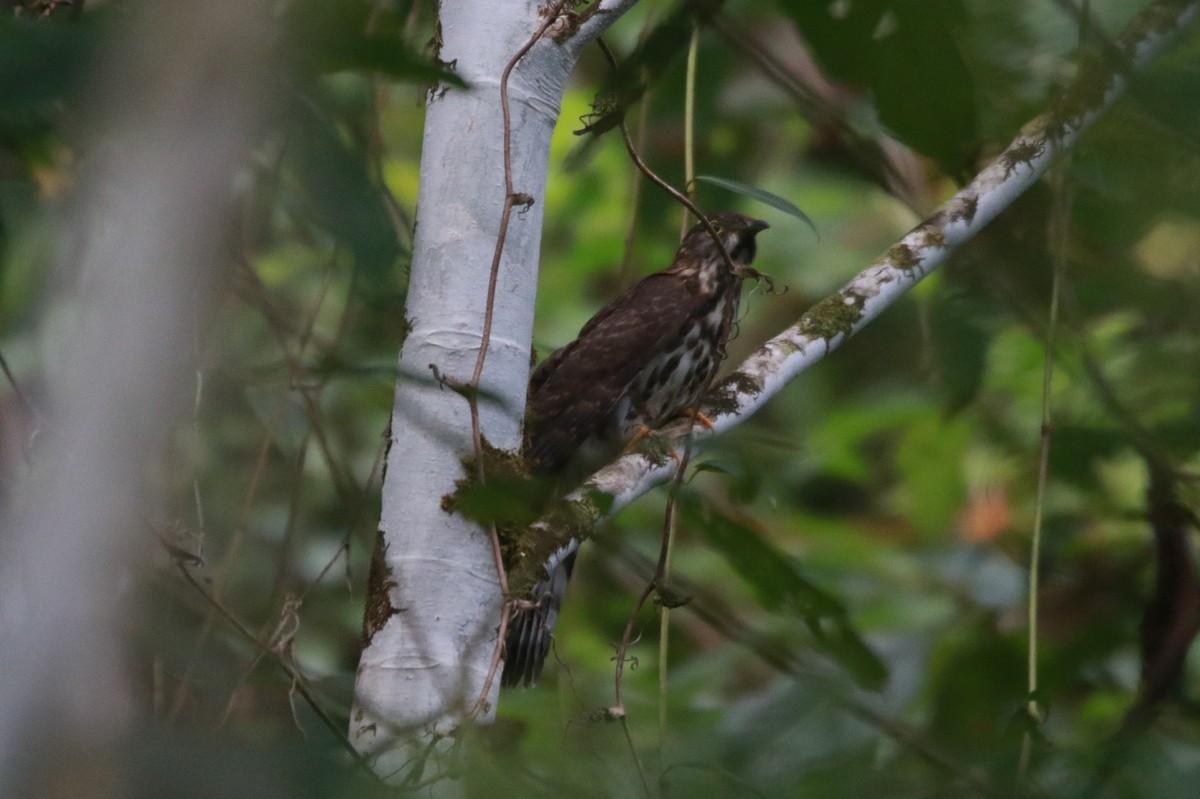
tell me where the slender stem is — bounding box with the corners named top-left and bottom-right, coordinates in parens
top-left (619, 94), bottom-right (651, 286)
top-left (660, 22), bottom-right (700, 762)
top-left (617, 10), bottom-right (658, 287)
top-left (620, 715), bottom-right (654, 799)
top-left (614, 445), bottom-right (693, 711)
top-left (473, 0), bottom-right (571, 468)
top-left (464, 1), bottom-right (571, 718)
top-left (1019, 136), bottom-right (1074, 786)
top-left (680, 24), bottom-right (699, 240)
top-left (657, 488), bottom-right (679, 747)
top-left (173, 560), bottom-right (376, 777)
top-left (0, 349), bottom-right (35, 421)
top-left (1021, 1), bottom-right (1087, 777)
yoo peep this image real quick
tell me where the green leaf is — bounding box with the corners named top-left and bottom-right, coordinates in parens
top-left (1048, 425), bottom-right (1127, 490)
top-left (690, 461), bottom-right (733, 478)
top-left (453, 478), bottom-right (544, 527)
top-left (776, 0), bottom-right (978, 174)
top-left (686, 499), bottom-right (887, 690)
top-left (0, 15), bottom-right (102, 151)
top-left (695, 175), bottom-right (818, 238)
top-left (285, 99), bottom-right (402, 286)
top-left (928, 286), bottom-right (992, 412)
top-left (285, 0), bottom-right (464, 86)
top-left (689, 457), bottom-right (759, 504)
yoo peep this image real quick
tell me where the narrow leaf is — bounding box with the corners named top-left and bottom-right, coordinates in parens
top-left (685, 498), bottom-right (886, 689)
top-left (695, 175), bottom-right (818, 238)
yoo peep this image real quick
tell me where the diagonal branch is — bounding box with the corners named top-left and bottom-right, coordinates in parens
top-left (570, 0), bottom-right (641, 51)
top-left (511, 0), bottom-right (1200, 582)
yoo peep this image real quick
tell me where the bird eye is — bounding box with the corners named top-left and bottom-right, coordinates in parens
top-left (710, 222), bottom-right (723, 234)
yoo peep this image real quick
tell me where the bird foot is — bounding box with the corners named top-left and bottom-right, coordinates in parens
top-left (621, 424), bottom-right (653, 455)
top-left (680, 407), bottom-right (716, 430)
top-left (621, 425), bottom-right (682, 465)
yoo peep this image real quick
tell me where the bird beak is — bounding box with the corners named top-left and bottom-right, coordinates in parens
top-left (746, 218), bottom-right (769, 233)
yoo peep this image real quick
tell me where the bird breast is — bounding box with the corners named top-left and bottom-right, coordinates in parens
top-left (615, 284), bottom-right (739, 439)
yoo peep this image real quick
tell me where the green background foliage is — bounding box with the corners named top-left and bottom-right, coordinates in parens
top-left (1, 0), bottom-right (1199, 796)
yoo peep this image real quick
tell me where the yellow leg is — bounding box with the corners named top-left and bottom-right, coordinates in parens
top-left (621, 424), bottom-right (653, 455)
top-left (622, 425), bottom-right (682, 464)
top-left (681, 407), bottom-right (715, 429)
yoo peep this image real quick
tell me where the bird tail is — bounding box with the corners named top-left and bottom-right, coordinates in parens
top-left (501, 539), bottom-right (579, 688)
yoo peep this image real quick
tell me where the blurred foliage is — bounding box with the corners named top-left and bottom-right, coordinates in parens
top-left (2, 0), bottom-right (1200, 797)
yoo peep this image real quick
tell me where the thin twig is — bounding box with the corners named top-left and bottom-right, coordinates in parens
top-left (620, 714), bottom-right (655, 799)
top-left (172, 253), bottom-right (343, 721)
top-left (617, 7), bottom-right (659, 286)
top-left (0, 348), bottom-right (36, 423)
top-left (168, 396), bottom-right (282, 722)
top-left (0, 347), bottom-right (42, 460)
top-left (172, 558), bottom-right (377, 777)
top-left (471, 0), bottom-right (573, 461)
top-left (236, 256), bottom-right (365, 507)
top-left (218, 593), bottom-right (302, 728)
top-left (265, 431), bottom-right (313, 610)
top-left (596, 38), bottom-right (776, 293)
top-left (1018, 167), bottom-right (1070, 781)
top-left (461, 0), bottom-right (573, 720)
top-left (613, 442), bottom-right (694, 711)
top-left (974, 244), bottom-right (1172, 471)
top-left (618, 93), bottom-right (652, 286)
top-left (657, 477), bottom-right (680, 746)
top-left (1017, 164), bottom-right (1075, 782)
top-left (660, 21), bottom-right (701, 766)
top-left (1020, 1), bottom-right (1087, 777)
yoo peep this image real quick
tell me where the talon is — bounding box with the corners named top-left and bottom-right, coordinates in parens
top-left (621, 424), bottom-right (653, 455)
top-left (682, 407), bottom-right (715, 430)
top-left (621, 425), bottom-right (681, 464)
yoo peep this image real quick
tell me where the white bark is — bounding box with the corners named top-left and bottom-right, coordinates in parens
top-left (514, 0), bottom-right (1200, 568)
top-left (0, 2), bottom-right (271, 790)
top-left (349, 0), bottom-right (637, 778)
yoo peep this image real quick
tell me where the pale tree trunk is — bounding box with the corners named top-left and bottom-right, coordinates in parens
top-left (0, 1), bottom-right (272, 791)
top-left (349, 0), bottom-right (637, 778)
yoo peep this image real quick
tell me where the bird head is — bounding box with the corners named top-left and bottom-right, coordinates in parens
top-left (682, 211), bottom-right (769, 266)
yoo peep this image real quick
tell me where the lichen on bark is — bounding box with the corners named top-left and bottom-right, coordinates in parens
top-left (797, 291), bottom-right (866, 341)
top-left (361, 534), bottom-right (399, 646)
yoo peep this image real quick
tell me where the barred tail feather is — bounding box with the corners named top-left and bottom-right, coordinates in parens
top-left (501, 540), bottom-right (579, 688)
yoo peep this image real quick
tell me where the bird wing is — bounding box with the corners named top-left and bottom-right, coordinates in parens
top-left (525, 273), bottom-right (693, 473)
top-left (528, 273), bottom-right (654, 395)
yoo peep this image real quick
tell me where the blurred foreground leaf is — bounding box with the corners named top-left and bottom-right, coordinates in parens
top-left (284, 99), bottom-right (402, 286)
top-left (0, 14), bottom-right (101, 154)
top-left (778, 0), bottom-right (978, 173)
top-left (285, 0), bottom-right (465, 85)
top-left (685, 497), bottom-right (887, 690)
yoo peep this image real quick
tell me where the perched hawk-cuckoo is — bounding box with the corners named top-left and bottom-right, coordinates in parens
top-left (502, 211), bottom-right (769, 687)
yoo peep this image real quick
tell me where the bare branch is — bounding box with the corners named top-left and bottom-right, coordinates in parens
top-left (569, 0), bottom-right (641, 52)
